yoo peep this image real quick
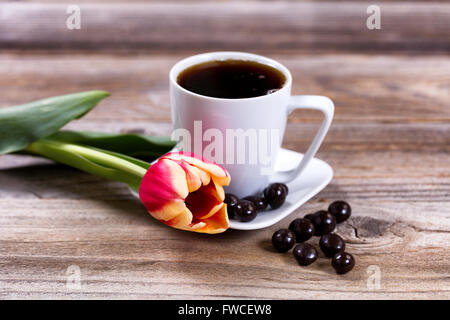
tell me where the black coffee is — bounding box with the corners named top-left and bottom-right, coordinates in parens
top-left (177, 59), bottom-right (286, 99)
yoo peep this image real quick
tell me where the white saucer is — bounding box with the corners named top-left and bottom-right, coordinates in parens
top-left (230, 148), bottom-right (333, 230)
top-left (129, 148), bottom-right (333, 231)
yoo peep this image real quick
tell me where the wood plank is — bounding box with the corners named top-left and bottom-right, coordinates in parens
top-left (1, 2), bottom-right (449, 52)
top-left (1, 122), bottom-right (449, 200)
top-left (0, 53), bottom-right (449, 123)
top-left (1, 119), bottom-right (448, 298)
top-left (1, 117), bottom-right (450, 299)
top-left (0, 48), bottom-right (449, 298)
top-left (0, 197), bottom-right (448, 299)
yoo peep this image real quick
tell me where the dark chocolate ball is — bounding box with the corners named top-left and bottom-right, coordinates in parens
top-left (310, 210), bottom-right (336, 236)
top-left (263, 183), bottom-right (288, 209)
top-left (243, 196), bottom-right (268, 211)
top-left (328, 201), bottom-right (352, 223)
top-left (234, 200), bottom-right (258, 222)
top-left (288, 218), bottom-right (315, 242)
top-left (293, 243), bottom-right (318, 266)
top-left (319, 233), bottom-right (346, 258)
top-left (224, 193), bottom-right (239, 219)
top-left (272, 229), bottom-right (296, 253)
top-left (331, 252), bottom-right (355, 274)
top-left (279, 183), bottom-right (289, 195)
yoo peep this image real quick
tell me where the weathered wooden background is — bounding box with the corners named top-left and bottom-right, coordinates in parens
top-left (0, 1), bottom-right (449, 299)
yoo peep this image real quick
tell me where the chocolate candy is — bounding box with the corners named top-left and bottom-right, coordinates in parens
top-left (279, 183), bottom-right (289, 195)
top-left (310, 210), bottom-right (336, 236)
top-left (293, 243), bottom-right (318, 266)
top-left (243, 196), bottom-right (268, 211)
top-left (272, 229), bottom-right (296, 253)
top-left (331, 252), bottom-right (355, 274)
top-left (224, 193), bottom-right (239, 219)
top-left (234, 200), bottom-right (258, 222)
top-left (269, 200), bottom-right (356, 274)
top-left (319, 233), bottom-right (346, 258)
top-left (263, 183), bottom-right (288, 209)
top-left (288, 218), bottom-right (315, 242)
top-left (328, 201), bottom-right (352, 223)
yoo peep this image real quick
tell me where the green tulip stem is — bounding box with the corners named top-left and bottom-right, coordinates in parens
top-left (25, 139), bottom-right (147, 191)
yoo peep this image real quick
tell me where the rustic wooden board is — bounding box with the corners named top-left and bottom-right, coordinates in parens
top-left (0, 197), bottom-right (449, 299)
top-left (1, 2), bottom-right (449, 52)
top-left (1, 136), bottom-right (450, 299)
top-left (0, 53), bottom-right (449, 123)
top-left (0, 48), bottom-right (449, 299)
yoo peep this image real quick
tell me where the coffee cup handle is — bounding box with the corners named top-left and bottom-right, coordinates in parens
top-left (273, 95), bottom-right (334, 183)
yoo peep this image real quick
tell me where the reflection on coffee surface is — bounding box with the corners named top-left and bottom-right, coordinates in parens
top-left (177, 59), bottom-right (286, 99)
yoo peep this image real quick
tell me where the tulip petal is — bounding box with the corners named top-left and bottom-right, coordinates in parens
top-left (211, 177), bottom-right (225, 201)
top-left (164, 207), bottom-right (208, 231)
top-left (147, 199), bottom-right (187, 221)
top-left (164, 207), bottom-right (194, 228)
top-left (163, 152), bottom-right (230, 186)
top-left (168, 205), bottom-right (228, 234)
top-left (139, 158), bottom-right (188, 213)
top-left (177, 160), bottom-right (202, 193)
top-left (195, 205), bottom-right (229, 234)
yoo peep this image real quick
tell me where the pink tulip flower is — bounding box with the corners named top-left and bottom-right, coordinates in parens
top-left (139, 152), bottom-right (231, 234)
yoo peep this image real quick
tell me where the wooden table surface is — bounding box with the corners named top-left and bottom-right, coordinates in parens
top-left (0, 1), bottom-right (449, 299)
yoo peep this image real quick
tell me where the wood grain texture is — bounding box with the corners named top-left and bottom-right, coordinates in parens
top-left (0, 51), bottom-right (449, 299)
top-left (0, 0), bottom-right (449, 298)
top-left (0, 196), bottom-right (449, 299)
top-left (0, 52), bottom-right (449, 124)
top-left (1, 2), bottom-right (449, 52)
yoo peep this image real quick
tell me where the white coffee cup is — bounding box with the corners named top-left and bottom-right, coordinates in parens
top-left (170, 52), bottom-right (334, 197)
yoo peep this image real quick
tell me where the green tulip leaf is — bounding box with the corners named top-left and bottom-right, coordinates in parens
top-left (0, 90), bottom-right (109, 155)
top-left (47, 130), bottom-right (175, 161)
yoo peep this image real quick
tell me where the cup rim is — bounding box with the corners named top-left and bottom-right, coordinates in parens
top-left (169, 51), bottom-right (292, 102)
